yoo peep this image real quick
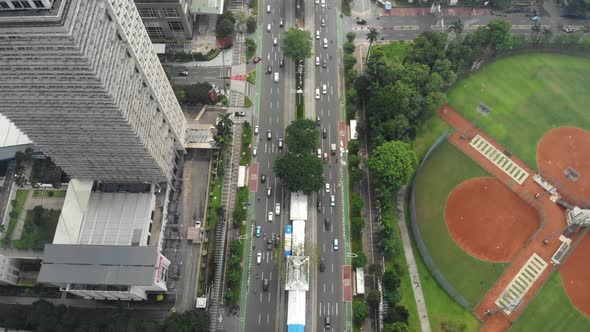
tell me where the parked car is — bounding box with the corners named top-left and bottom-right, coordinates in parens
top-left (234, 111), bottom-right (246, 117)
top-left (315, 88), bottom-right (320, 99)
top-left (267, 23), bottom-right (271, 32)
top-left (323, 59), bottom-right (327, 68)
top-left (322, 84), bottom-right (327, 94)
top-left (253, 147), bottom-right (257, 157)
top-left (252, 56), bottom-right (262, 64)
top-left (254, 125), bottom-right (259, 135)
top-left (323, 38), bottom-right (328, 48)
top-left (179, 70), bottom-right (189, 76)
top-left (317, 148), bottom-right (322, 158)
top-left (316, 30), bottom-right (320, 40)
top-left (267, 64), bottom-right (272, 74)
top-left (316, 56), bottom-right (320, 66)
top-left (323, 152), bottom-right (328, 161)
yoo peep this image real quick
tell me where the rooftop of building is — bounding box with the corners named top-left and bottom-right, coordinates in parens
top-left (37, 244), bottom-right (160, 286)
top-left (190, 0), bottom-right (224, 15)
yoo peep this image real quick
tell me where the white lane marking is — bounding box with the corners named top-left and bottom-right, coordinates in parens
top-left (270, 271), bottom-right (272, 280)
top-left (259, 292), bottom-right (263, 302)
top-left (332, 283), bottom-right (335, 294)
top-left (336, 302), bottom-right (338, 316)
top-left (267, 314), bottom-right (270, 324)
top-left (319, 302), bottom-right (322, 317)
top-left (323, 282), bottom-right (326, 293)
top-left (258, 314), bottom-right (261, 325)
top-left (268, 292), bottom-right (271, 302)
top-left (323, 242), bottom-right (326, 252)
top-left (327, 302), bottom-right (331, 316)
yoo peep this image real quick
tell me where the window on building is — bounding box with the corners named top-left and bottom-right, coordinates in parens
top-left (19, 0), bottom-right (30, 8)
top-left (168, 21), bottom-right (184, 32)
top-left (0, 2), bottom-right (9, 9)
top-left (11, 1), bottom-right (22, 8)
top-left (146, 26), bottom-right (165, 39)
top-left (163, 8), bottom-right (179, 18)
top-left (138, 7), bottom-right (157, 18)
top-left (33, 0), bottom-right (45, 8)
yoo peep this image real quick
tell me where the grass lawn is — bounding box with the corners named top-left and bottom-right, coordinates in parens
top-left (247, 70), bottom-right (256, 85)
top-left (13, 208), bottom-right (60, 249)
top-left (413, 115), bottom-right (451, 162)
top-left (414, 140), bottom-right (507, 305)
top-left (5, 189), bottom-right (29, 240)
top-left (371, 41), bottom-right (411, 63)
top-left (511, 272), bottom-right (590, 332)
top-left (447, 53), bottom-right (590, 168)
top-left (32, 190), bottom-right (66, 198)
top-left (240, 122), bottom-right (253, 166)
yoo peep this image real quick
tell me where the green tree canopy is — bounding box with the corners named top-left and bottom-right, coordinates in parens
top-left (282, 28), bottom-right (312, 62)
top-left (274, 152), bottom-right (323, 193)
top-left (185, 83), bottom-right (213, 105)
top-left (383, 322), bottom-right (410, 332)
top-left (164, 309), bottom-right (210, 332)
top-left (353, 252), bottom-right (368, 268)
top-left (284, 119), bottom-right (319, 154)
top-left (367, 141), bottom-right (417, 191)
top-left (216, 11), bottom-right (236, 38)
top-left (353, 298), bottom-right (368, 324)
top-left (366, 289), bottom-right (382, 309)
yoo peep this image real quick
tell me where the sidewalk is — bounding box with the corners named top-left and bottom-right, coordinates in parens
top-left (396, 186), bottom-right (431, 332)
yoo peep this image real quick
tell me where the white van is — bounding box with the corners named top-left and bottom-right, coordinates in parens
top-left (266, 4), bottom-right (271, 13)
top-left (315, 88), bottom-right (320, 99)
top-left (322, 84), bottom-right (327, 94)
top-left (317, 148), bottom-right (322, 158)
top-left (321, 0), bottom-right (326, 7)
top-left (323, 38), bottom-right (328, 48)
top-left (333, 239), bottom-right (339, 250)
top-left (316, 30), bottom-right (320, 40)
top-left (316, 56), bottom-right (320, 66)
top-left (325, 183), bottom-right (330, 193)
top-left (274, 72), bottom-right (279, 83)
top-left (257, 252), bottom-right (262, 264)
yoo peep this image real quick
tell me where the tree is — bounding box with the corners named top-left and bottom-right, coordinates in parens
top-left (448, 20), bottom-right (464, 35)
top-left (234, 10), bottom-right (248, 34)
top-left (367, 289), bottom-right (382, 310)
top-left (366, 28), bottom-right (380, 61)
top-left (164, 309), bottom-right (210, 332)
top-left (353, 298), bottom-right (368, 324)
top-left (343, 53), bottom-right (357, 70)
top-left (247, 15), bottom-right (257, 33)
top-left (385, 304), bottom-right (409, 324)
top-left (406, 31), bottom-right (447, 68)
top-left (382, 268), bottom-right (401, 291)
top-left (245, 37), bottom-right (256, 51)
top-left (343, 41), bottom-right (356, 54)
top-left (351, 216), bottom-right (365, 235)
top-left (487, 19), bottom-right (512, 50)
top-left (216, 11), bottom-right (236, 38)
top-left (284, 119), bottom-right (319, 154)
top-left (425, 72), bottom-right (444, 94)
top-left (346, 32), bottom-right (356, 42)
top-left (274, 152), bottom-right (324, 193)
top-left (383, 322), bottom-right (410, 332)
top-left (215, 112), bottom-right (234, 138)
top-left (367, 141), bottom-right (417, 192)
top-left (185, 82), bottom-right (213, 105)
top-left (282, 28), bottom-right (312, 62)
top-left (353, 252), bottom-right (368, 268)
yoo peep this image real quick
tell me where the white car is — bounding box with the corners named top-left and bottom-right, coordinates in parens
top-left (317, 148), bottom-right (322, 158)
top-left (321, 0), bottom-right (325, 7)
top-left (321, 18), bottom-right (326, 27)
top-left (257, 252), bottom-right (262, 264)
top-left (267, 23), bottom-right (271, 32)
top-left (322, 84), bottom-right (327, 94)
top-left (253, 147), bottom-right (257, 157)
top-left (268, 211), bottom-right (273, 222)
top-left (254, 125), bottom-right (259, 135)
top-left (333, 239), bottom-right (338, 251)
top-left (316, 56), bottom-right (320, 66)
top-left (316, 30), bottom-right (320, 40)
top-left (330, 195), bottom-right (335, 207)
top-left (275, 203), bottom-right (281, 216)
top-left (323, 38), bottom-right (328, 48)
top-left (315, 0), bottom-right (319, 4)
top-left (273, 37), bottom-right (278, 46)
top-left (325, 183), bottom-right (330, 193)
top-left (267, 186), bottom-right (272, 197)
top-left (274, 72), bottom-right (279, 82)
top-left (315, 88), bottom-right (320, 99)
top-left (266, 4), bottom-right (271, 13)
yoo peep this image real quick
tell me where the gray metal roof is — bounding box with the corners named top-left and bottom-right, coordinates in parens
top-left (38, 244), bottom-right (159, 286)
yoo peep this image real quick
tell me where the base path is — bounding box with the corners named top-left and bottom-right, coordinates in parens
top-left (397, 187), bottom-right (432, 332)
top-left (439, 105), bottom-right (568, 331)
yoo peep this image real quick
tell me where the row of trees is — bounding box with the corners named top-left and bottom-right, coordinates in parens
top-left (0, 299), bottom-right (209, 332)
top-left (225, 240), bottom-right (243, 304)
top-left (274, 119), bottom-right (324, 193)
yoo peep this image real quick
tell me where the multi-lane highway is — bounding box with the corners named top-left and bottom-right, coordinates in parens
top-left (243, 0), bottom-right (293, 330)
top-left (309, 0), bottom-right (347, 331)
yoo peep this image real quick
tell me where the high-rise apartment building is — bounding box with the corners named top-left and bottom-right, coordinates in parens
top-left (135, 0), bottom-right (193, 41)
top-left (0, 0), bottom-right (187, 183)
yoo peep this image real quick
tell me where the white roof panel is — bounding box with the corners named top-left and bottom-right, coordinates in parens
top-left (0, 113), bottom-right (31, 147)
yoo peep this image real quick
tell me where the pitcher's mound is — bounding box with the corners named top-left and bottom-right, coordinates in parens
top-left (445, 178), bottom-right (539, 262)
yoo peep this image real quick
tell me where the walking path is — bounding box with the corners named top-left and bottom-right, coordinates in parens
top-left (396, 186), bottom-right (432, 332)
top-left (439, 105), bottom-right (567, 332)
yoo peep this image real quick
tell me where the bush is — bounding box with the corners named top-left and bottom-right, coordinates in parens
top-left (353, 252), bottom-right (368, 269)
top-left (353, 297), bottom-right (368, 324)
top-left (385, 304), bottom-right (409, 324)
top-left (247, 15), bottom-right (257, 33)
top-left (351, 216), bottom-right (365, 234)
top-left (344, 41), bottom-right (356, 54)
top-left (347, 32), bottom-right (356, 42)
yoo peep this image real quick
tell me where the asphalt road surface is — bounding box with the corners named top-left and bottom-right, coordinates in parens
top-left (168, 65), bottom-right (229, 88)
top-left (243, 0), bottom-right (292, 330)
top-left (310, 0), bottom-right (346, 331)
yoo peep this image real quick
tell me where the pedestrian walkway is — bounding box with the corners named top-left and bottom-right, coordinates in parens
top-left (396, 186), bottom-right (432, 332)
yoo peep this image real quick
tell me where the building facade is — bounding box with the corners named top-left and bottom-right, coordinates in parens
top-left (0, 254), bottom-right (20, 285)
top-left (135, 0), bottom-right (193, 41)
top-left (0, 0), bottom-right (187, 183)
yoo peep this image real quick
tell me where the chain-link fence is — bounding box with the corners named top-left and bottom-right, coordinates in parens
top-left (409, 131), bottom-right (473, 310)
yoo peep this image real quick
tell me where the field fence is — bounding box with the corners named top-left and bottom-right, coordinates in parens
top-left (410, 131), bottom-right (473, 310)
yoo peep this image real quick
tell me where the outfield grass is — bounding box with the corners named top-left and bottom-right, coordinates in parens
top-left (511, 272), bottom-right (590, 332)
top-left (414, 140), bottom-right (508, 305)
top-left (447, 53), bottom-right (590, 169)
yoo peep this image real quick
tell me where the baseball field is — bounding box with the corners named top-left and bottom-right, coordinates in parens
top-left (412, 53), bottom-right (590, 331)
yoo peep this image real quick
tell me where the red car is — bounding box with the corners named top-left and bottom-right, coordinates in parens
top-left (252, 56), bottom-right (262, 64)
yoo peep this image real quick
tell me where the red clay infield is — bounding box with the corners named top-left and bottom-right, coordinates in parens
top-left (445, 178), bottom-right (539, 262)
top-left (560, 236), bottom-right (590, 317)
top-left (537, 127), bottom-right (590, 207)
